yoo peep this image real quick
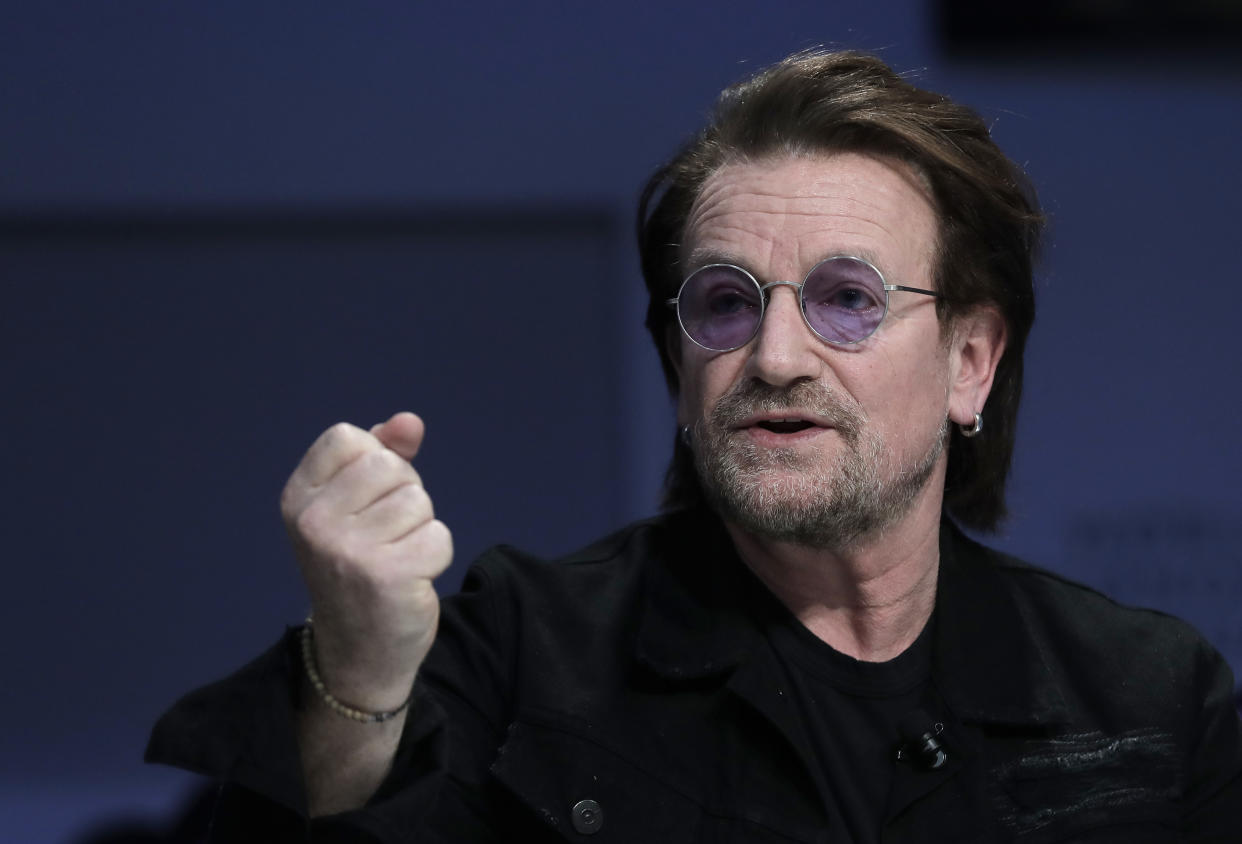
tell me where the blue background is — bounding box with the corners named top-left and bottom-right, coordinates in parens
top-left (3, 3), bottom-right (1240, 840)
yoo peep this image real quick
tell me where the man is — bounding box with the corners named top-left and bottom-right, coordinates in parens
top-left (149, 50), bottom-right (1242, 841)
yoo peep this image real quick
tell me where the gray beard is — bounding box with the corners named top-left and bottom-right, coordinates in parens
top-left (692, 380), bottom-right (946, 550)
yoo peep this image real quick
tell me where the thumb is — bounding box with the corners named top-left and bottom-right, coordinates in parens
top-left (370, 411), bottom-right (426, 461)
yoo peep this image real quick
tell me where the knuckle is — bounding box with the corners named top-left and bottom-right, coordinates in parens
top-left (396, 482), bottom-right (431, 514)
top-left (323, 421), bottom-right (356, 446)
top-left (327, 420), bottom-right (357, 439)
top-left (424, 519), bottom-right (454, 564)
top-left (387, 519), bottom-right (452, 573)
top-left (292, 505), bottom-right (322, 543)
top-left (428, 518), bottom-right (452, 546)
top-left (393, 481), bottom-right (422, 501)
top-left (334, 530), bottom-right (367, 562)
top-left (323, 421), bottom-right (373, 454)
top-left (359, 446), bottom-right (399, 475)
top-left (433, 517), bottom-right (452, 538)
top-left (295, 500), bottom-right (338, 546)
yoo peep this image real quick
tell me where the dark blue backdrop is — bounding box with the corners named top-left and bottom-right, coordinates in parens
top-left (3, 4), bottom-right (1240, 841)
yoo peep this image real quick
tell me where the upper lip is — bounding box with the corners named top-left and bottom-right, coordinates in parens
top-left (735, 411), bottom-right (832, 429)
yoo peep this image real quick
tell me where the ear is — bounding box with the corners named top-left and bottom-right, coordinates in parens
top-left (947, 305), bottom-right (1007, 427)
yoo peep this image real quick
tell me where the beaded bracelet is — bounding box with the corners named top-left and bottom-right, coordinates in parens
top-left (300, 618), bottom-right (413, 723)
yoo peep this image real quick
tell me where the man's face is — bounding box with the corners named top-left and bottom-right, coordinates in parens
top-left (673, 152), bottom-right (963, 549)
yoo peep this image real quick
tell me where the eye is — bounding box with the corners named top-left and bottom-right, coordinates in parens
top-left (829, 285), bottom-right (879, 311)
top-left (819, 283), bottom-right (882, 312)
top-left (687, 267), bottom-right (760, 316)
top-left (707, 287), bottom-right (757, 316)
top-left (677, 266), bottom-right (763, 350)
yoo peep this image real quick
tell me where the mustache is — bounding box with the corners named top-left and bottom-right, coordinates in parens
top-left (709, 379), bottom-right (865, 442)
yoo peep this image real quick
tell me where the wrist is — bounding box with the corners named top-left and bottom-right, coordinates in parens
top-left (301, 619), bottom-right (415, 723)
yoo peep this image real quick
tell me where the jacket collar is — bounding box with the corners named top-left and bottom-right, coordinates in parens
top-left (633, 509), bottom-right (771, 678)
top-left (633, 510), bottom-right (1069, 726)
top-left (931, 521), bottom-right (1069, 725)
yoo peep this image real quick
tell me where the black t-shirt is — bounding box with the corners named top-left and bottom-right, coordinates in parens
top-left (767, 610), bottom-right (936, 844)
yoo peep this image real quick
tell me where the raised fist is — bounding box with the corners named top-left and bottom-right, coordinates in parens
top-left (279, 412), bottom-right (452, 711)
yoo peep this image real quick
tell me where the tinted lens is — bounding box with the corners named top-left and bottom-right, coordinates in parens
top-left (677, 265), bottom-right (763, 351)
top-left (802, 257), bottom-right (888, 344)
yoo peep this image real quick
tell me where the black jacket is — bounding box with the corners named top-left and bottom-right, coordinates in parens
top-left (148, 511), bottom-right (1242, 842)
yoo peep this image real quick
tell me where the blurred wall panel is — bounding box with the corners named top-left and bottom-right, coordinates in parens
top-left (1, 208), bottom-right (624, 840)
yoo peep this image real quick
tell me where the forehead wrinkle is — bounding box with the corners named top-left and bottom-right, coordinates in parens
top-left (694, 185), bottom-right (884, 223)
top-left (690, 210), bottom-right (908, 277)
top-left (682, 219), bottom-right (777, 272)
top-left (689, 185), bottom-right (922, 244)
top-left (695, 157), bottom-right (915, 213)
top-left (684, 154), bottom-right (939, 283)
top-left (687, 170), bottom-right (867, 237)
top-left (689, 204), bottom-right (899, 245)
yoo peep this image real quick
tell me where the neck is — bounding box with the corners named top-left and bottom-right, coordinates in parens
top-left (726, 486), bottom-right (943, 663)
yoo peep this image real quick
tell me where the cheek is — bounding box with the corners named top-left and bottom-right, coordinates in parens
top-left (848, 346), bottom-right (950, 434)
top-left (677, 349), bottom-right (743, 423)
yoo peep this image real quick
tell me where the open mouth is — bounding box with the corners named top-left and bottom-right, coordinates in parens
top-left (754, 419), bottom-right (817, 434)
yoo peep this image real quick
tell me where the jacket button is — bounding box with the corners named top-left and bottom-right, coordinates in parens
top-left (571, 799), bottom-right (604, 834)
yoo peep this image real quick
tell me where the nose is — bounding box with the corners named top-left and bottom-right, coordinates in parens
top-left (745, 284), bottom-right (822, 387)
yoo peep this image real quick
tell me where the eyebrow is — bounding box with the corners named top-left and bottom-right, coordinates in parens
top-left (683, 246), bottom-right (749, 273)
top-left (683, 245), bottom-right (891, 280)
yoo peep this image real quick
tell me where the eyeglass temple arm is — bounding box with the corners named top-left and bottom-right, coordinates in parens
top-left (885, 284), bottom-right (940, 298)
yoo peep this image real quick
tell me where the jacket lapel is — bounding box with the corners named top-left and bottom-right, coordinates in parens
top-left (631, 511), bottom-right (833, 839)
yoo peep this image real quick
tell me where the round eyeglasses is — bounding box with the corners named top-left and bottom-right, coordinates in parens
top-left (665, 255), bottom-right (940, 352)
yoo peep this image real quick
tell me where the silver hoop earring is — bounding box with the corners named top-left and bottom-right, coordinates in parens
top-left (959, 412), bottom-right (983, 438)
top-left (679, 425), bottom-right (693, 448)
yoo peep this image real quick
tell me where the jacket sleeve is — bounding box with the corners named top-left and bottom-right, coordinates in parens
top-left (144, 556), bottom-right (520, 843)
top-left (1181, 638), bottom-right (1242, 839)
